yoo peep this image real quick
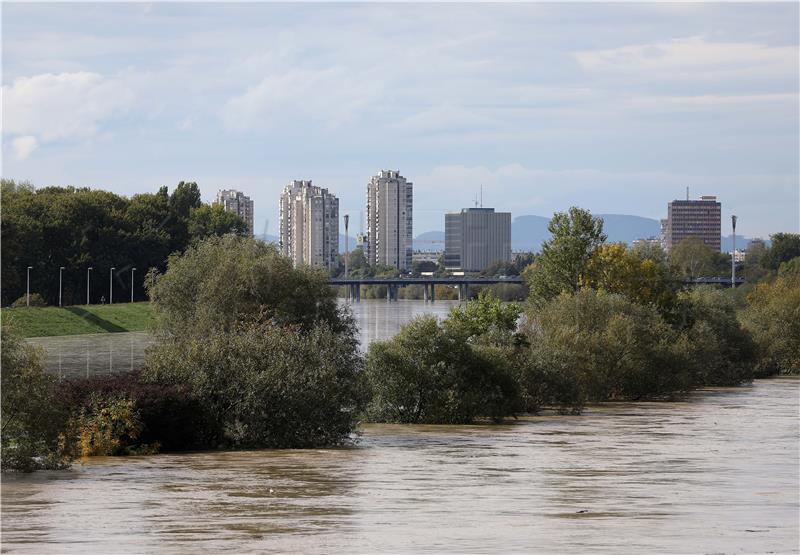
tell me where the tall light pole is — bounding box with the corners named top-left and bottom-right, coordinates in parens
top-left (86, 267), bottom-right (93, 305)
top-left (59, 267), bottom-right (65, 307)
top-left (131, 268), bottom-right (137, 303)
top-left (731, 215), bottom-right (737, 288)
top-left (26, 266), bottom-right (33, 307)
top-left (110, 267), bottom-right (116, 304)
top-left (344, 214), bottom-right (350, 279)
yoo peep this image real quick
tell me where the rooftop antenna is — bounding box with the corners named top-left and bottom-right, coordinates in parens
top-left (480, 184), bottom-right (483, 208)
top-left (686, 186), bottom-right (689, 201)
top-left (474, 192), bottom-right (478, 208)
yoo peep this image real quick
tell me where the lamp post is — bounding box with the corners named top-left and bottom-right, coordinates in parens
top-left (86, 267), bottom-right (93, 305)
top-left (59, 267), bottom-right (65, 307)
top-left (344, 214), bottom-right (350, 279)
top-left (110, 267), bottom-right (116, 304)
top-left (731, 215), bottom-right (737, 289)
top-left (26, 266), bottom-right (33, 306)
top-left (131, 268), bottom-right (137, 303)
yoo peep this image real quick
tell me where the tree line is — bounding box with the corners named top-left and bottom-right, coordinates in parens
top-left (1, 179), bottom-right (247, 307)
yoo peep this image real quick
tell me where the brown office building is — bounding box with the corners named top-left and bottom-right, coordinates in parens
top-left (665, 195), bottom-right (721, 251)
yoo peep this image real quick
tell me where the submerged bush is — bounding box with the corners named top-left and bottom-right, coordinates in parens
top-left (522, 289), bottom-right (690, 410)
top-left (364, 305), bottom-right (522, 424)
top-left (60, 371), bottom-right (208, 452)
top-left (145, 321), bottom-right (365, 448)
top-left (675, 287), bottom-right (756, 385)
top-left (1, 324), bottom-right (71, 471)
top-left (69, 395), bottom-right (145, 457)
top-left (742, 261), bottom-right (800, 376)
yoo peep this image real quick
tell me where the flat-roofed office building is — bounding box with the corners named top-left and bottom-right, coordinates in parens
top-left (665, 195), bottom-right (721, 251)
top-left (444, 208), bottom-right (511, 272)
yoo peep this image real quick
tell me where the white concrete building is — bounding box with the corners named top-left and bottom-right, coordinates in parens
top-left (215, 189), bottom-right (254, 236)
top-left (365, 170), bottom-right (413, 271)
top-left (279, 180), bottom-right (339, 269)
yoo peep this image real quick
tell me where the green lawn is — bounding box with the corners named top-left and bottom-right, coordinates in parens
top-left (2, 302), bottom-right (153, 338)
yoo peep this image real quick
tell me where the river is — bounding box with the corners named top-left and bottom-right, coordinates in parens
top-left (2, 378), bottom-right (797, 553)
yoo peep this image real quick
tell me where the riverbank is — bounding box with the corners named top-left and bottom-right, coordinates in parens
top-left (2, 303), bottom-right (152, 337)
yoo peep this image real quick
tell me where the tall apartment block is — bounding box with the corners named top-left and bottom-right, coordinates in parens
top-left (365, 170), bottom-right (413, 270)
top-left (279, 180), bottom-right (339, 269)
top-left (665, 195), bottom-right (721, 251)
top-left (444, 208), bottom-right (511, 272)
top-left (215, 189), bottom-right (254, 236)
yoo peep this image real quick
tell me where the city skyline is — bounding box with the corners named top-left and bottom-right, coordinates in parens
top-left (2, 3), bottom-right (798, 238)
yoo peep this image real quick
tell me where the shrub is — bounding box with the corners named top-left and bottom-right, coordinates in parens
top-left (675, 287), bottom-right (756, 385)
top-left (60, 371), bottom-right (209, 452)
top-left (1, 324), bottom-right (71, 471)
top-left (742, 261), bottom-right (800, 376)
top-left (364, 315), bottom-right (521, 424)
top-left (146, 234), bottom-right (349, 338)
top-left (11, 293), bottom-right (47, 307)
top-left (521, 289), bottom-right (690, 410)
top-left (144, 321), bottom-right (365, 448)
top-left (69, 395), bottom-right (145, 457)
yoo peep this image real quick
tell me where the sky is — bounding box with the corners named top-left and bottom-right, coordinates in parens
top-left (2, 2), bottom-right (799, 239)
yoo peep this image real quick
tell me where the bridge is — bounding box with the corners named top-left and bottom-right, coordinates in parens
top-left (328, 275), bottom-right (744, 302)
top-left (329, 276), bottom-right (524, 301)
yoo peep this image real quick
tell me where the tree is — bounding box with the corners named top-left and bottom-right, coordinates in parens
top-left (145, 321), bottom-right (365, 448)
top-left (187, 204), bottom-right (247, 241)
top-left (521, 289), bottom-right (689, 409)
top-left (444, 290), bottom-right (521, 342)
top-left (1, 323), bottom-right (71, 471)
top-left (675, 287), bottom-right (756, 385)
top-left (524, 207), bottom-right (606, 302)
top-left (742, 259), bottom-right (800, 376)
top-left (146, 234), bottom-right (351, 338)
top-left (582, 243), bottom-right (678, 312)
top-left (364, 315), bottom-right (519, 424)
top-left (761, 233), bottom-right (800, 270)
top-left (669, 237), bottom-right (726, 279)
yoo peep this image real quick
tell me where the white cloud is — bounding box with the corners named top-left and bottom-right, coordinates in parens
top-left (575, 37), bottom-right (797, 80)
top-left (220, 67), bottom-right (380, 133)
top-left (3, 71), bottom-right (134, 143)
top-left (12, 136), bottom-right (39, 159)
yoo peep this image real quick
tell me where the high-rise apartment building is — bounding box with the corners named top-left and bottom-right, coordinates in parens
top-left (444, 208), bottom-right (511, 272)
top-left (279, 180), bottom-right (339, 269)
top-left (215, 189), bottom-right (254, 236)
top-left (665, 195), bottom-right (721, 251)
top-left (365, 170), bottom-right (413, 270)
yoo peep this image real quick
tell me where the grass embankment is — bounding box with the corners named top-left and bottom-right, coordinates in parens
top-left (1, 302), bottom-right (153, 338)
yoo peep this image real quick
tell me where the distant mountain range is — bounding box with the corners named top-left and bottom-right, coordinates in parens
top-left (259, 214), bottom-right (765, 254)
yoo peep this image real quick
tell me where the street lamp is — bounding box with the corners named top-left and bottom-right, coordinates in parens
top-left (59, 267), bottom-right (65, 307)
top-left (86, 267), bottom-right (93, 305)
top-left (26, 266), bottom-right (33, 307)
top-left (731, 215), bottom-right (737, 289)
top-left (110, 267), bottom-right (116, 304)
top-left (131, 268), bottom-right (137, 303)
top-left (344, 214), bottom-right (350, 279)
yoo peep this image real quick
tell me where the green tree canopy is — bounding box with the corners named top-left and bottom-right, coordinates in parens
top-left (146, 234), bottom-right (352, 338)
top-left (524, 207), bottom-right (606, 302)
top-left (762, 233), bottom-right (800, 270)
top-left (669, 237), bottom-right (729, 279)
